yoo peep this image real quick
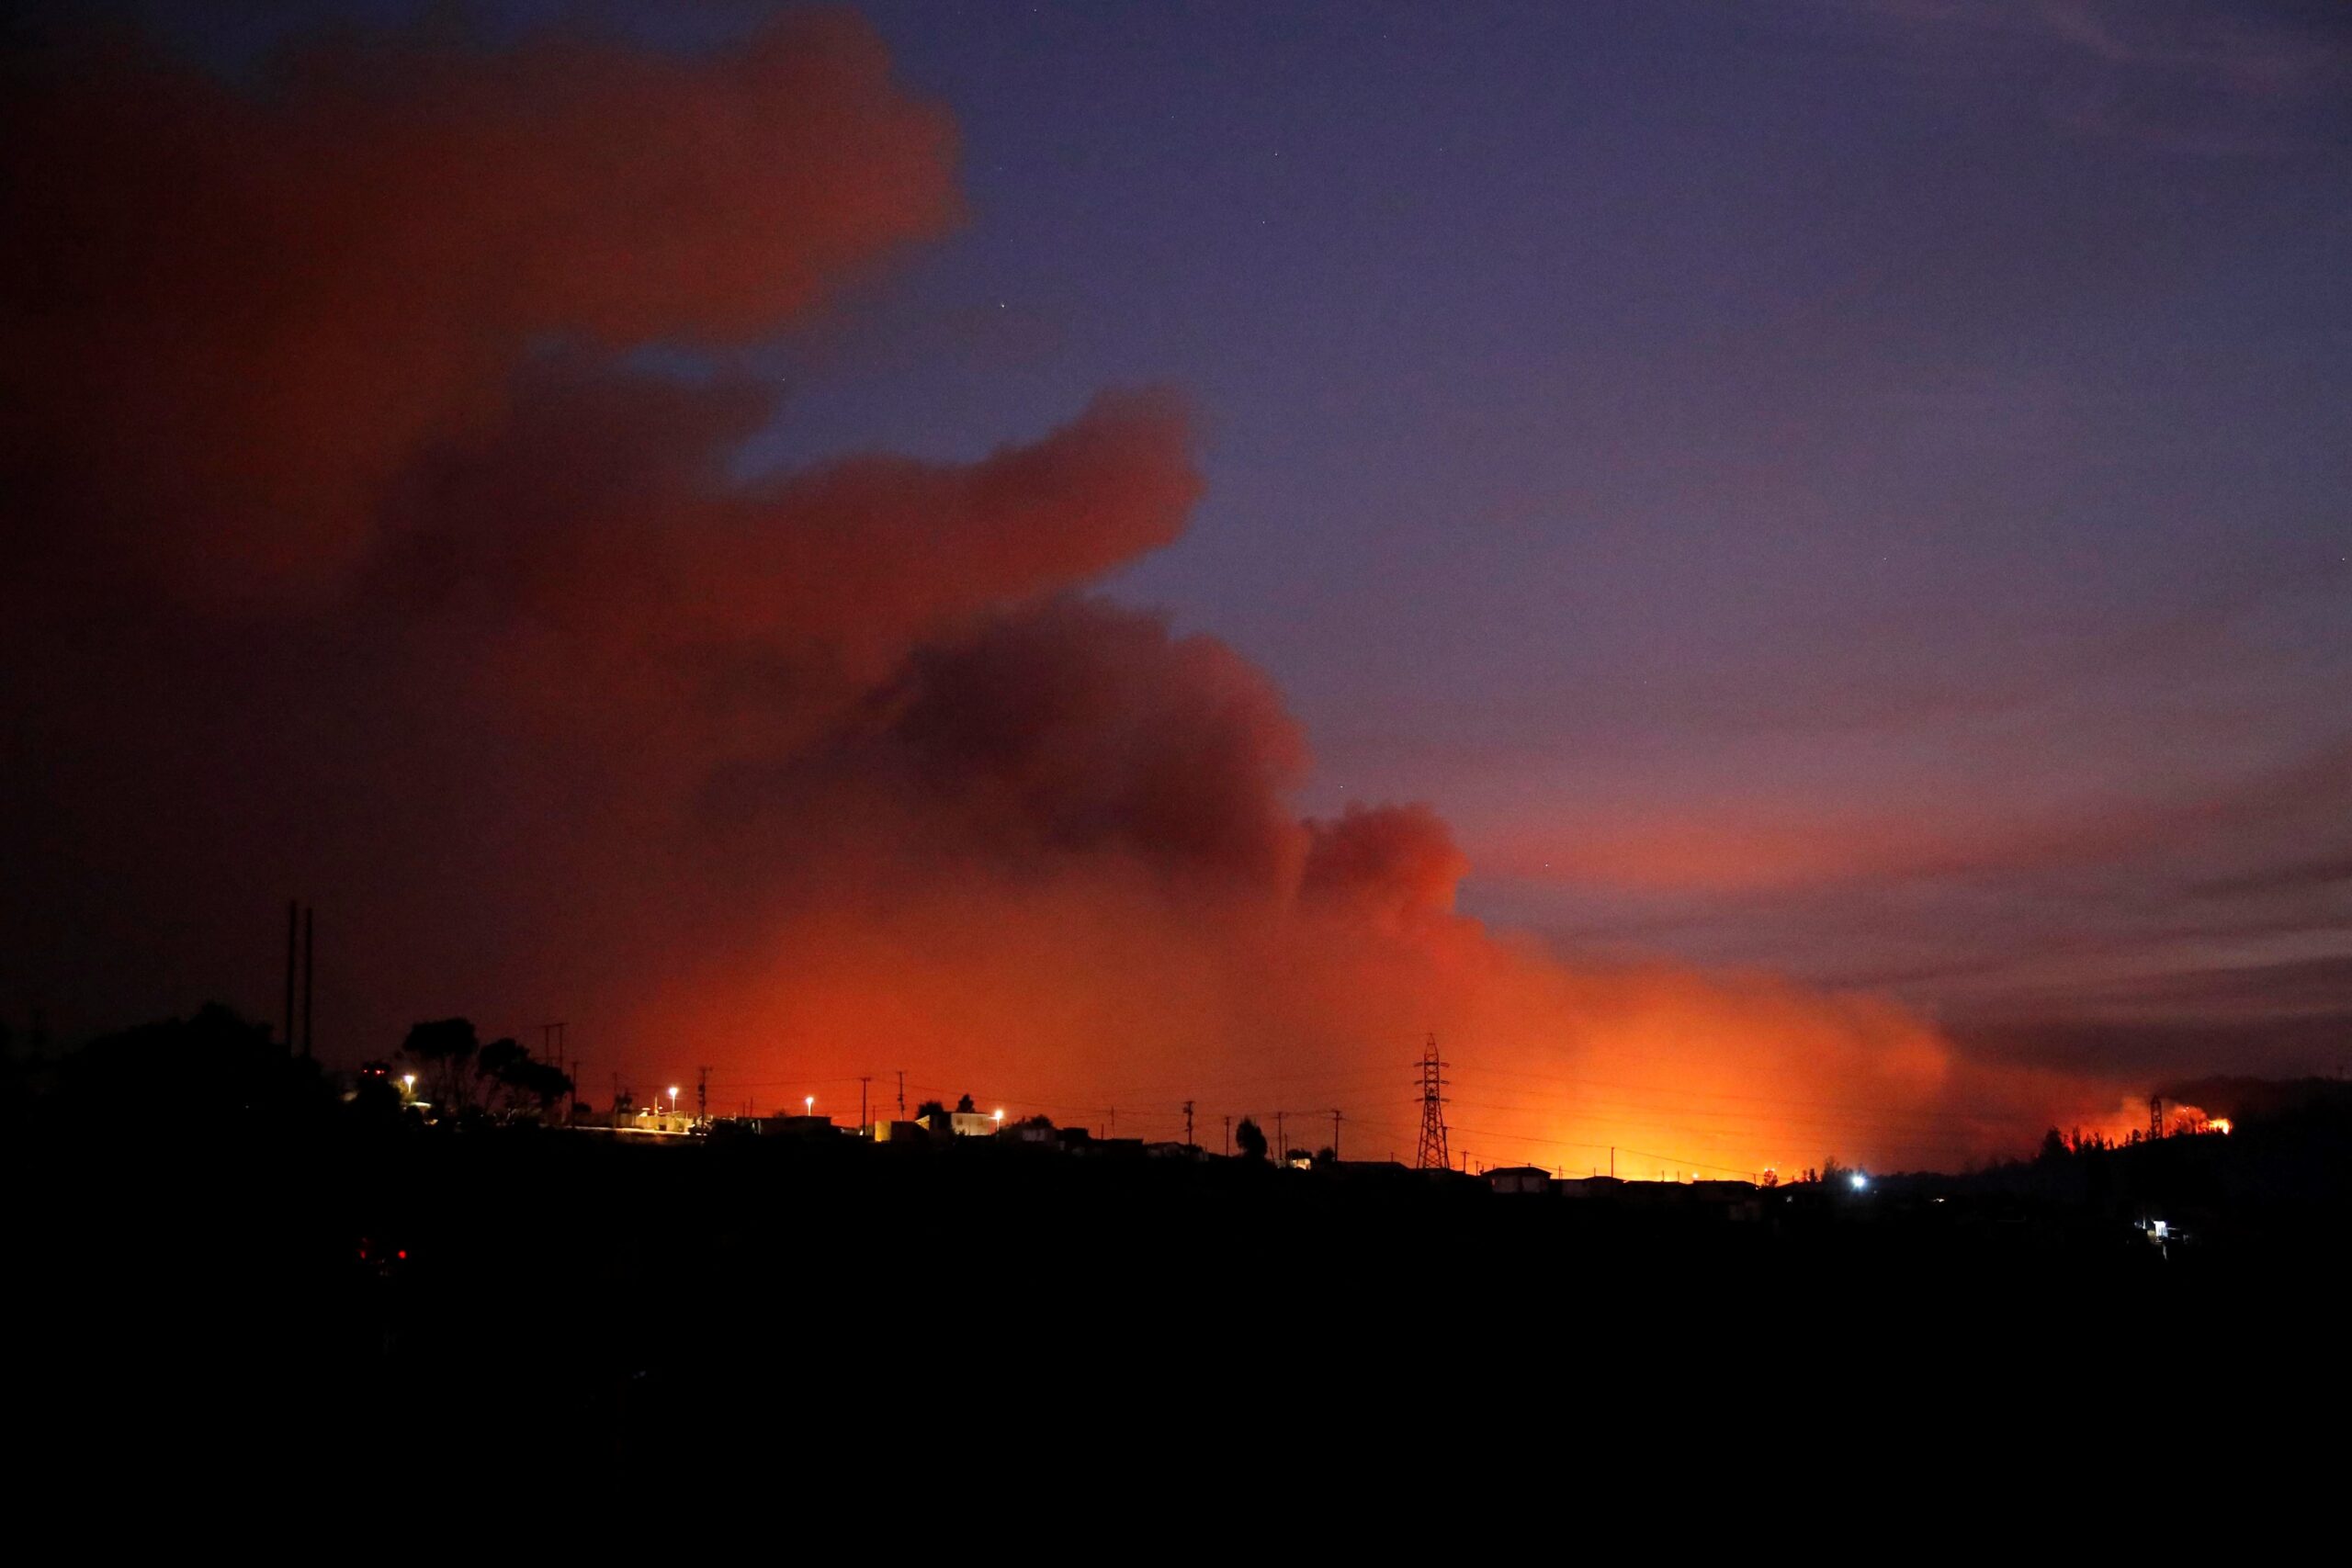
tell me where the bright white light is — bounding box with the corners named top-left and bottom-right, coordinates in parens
top-left (993, 1109), bottom-right (1004, 1122)
top-left (805, 1095), bottom-right (815, 1113)
top-left (1849, 1173), bottom-right (1869, 1190)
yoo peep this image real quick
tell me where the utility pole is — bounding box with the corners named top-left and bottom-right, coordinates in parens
top-left (1223, 1115), bottom-right (1232, 1156)
top-left (858, 1074), bottom-right (872, 1131)
top-left (695, 1065), bottom-right (710, 1122)
top-left (542, 1021), bottom-right (567, 1075)
top-left (1274, 1110), bottom-right (1286, 1164)
top-left (2148, 1094), bottom-right (2164, 1142)
top-left (1182, 1100), bottom-right (1195, 1148)
top-left (1330, 1108), bottom-right (1343, 1162)
top-left (1414, 1034), bottom-right (1450, 1171)
top-left (279, 899), bottom-right (318, 1056)
top-left (896, 1069), bottom-right (906, 1117)
top-left (1106, 1107), bottom-right (1116, 1138)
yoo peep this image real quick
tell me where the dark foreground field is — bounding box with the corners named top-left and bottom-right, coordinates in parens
top-left (18, 1106), bottom-right (2345, 1507)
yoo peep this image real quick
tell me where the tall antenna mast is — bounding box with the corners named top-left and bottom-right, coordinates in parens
top-left (1414, 1034), bottom-right (1450, 1171)
top-left (300, 905), bottom-right (314, 1056)
top-left (282, 901), bottom-right (298, 1051)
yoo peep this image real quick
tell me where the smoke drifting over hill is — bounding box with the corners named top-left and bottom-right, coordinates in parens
top-left (0, 13), bottom-right (2131, 1172)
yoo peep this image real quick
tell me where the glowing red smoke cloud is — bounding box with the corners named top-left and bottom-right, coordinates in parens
top-left (0, 13), bottom-right (2132, 1173)
top-left (3, 13), bottom-right (956, 599)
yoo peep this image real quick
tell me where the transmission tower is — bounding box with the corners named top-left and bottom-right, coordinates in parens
top-left (2148, 1093), bottom-right (2164, 1142)
top-left (1414, 1033), bottom-right (1450, 1171)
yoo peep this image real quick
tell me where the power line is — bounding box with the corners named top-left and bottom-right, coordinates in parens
top-left (1453, 1062), bottom-right (2065, 1127)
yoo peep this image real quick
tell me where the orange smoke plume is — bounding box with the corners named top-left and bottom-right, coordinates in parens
top-left (0, 12), bottom-right (2127, 1175)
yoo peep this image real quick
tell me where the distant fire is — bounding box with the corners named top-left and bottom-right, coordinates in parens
top-left (2165, 1104), bottom-right (2232, 1137)
top-left (0, 10), bottom-right (2183, 1180)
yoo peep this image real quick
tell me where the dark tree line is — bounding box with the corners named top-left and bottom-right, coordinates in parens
top-left (400, 1018), bottom-right (573, 1120)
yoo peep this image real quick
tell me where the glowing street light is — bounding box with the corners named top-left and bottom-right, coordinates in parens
top-left (805, 1094), bottom-right (815, 1118)
top-left (401, 1074), bottom-right (416, 1097)
top-left (1849, 1173), bottom-right (1870, 1191)
top-left (993, 1108), bottom-right (1004, 1127)
top-left (668, 1086), bottom-right (679, 1116)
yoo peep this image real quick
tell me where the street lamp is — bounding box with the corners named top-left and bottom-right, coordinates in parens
top-left (668, 1086), bottom-right (679, 1116)
top-left (805, 1094), bottom-right (815, 1118)
top-left (401, 1074), bottom-right (415, 1098)
top-left (993, 1108), bottom-right (1004, 1128)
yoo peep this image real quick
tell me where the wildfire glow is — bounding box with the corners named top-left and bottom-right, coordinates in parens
top-left (0, 10), bottom-right (2177, 1178)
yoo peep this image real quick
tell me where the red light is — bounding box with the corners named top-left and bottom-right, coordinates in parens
top-left (396, 1250), bottom-right (407, 1259)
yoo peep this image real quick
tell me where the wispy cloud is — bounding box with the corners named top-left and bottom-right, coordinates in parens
top-left (1833, 0), bottom-right (2351, 155)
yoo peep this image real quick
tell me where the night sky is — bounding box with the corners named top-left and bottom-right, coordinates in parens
top-left (6, 1), bottom-right (2347, 1172)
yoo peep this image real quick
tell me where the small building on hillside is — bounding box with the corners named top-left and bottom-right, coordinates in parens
top-left (1557, 1176), bottom-right (1625, 1200)
top-left (916, 1108), bottom-right (1004, 1137)
top-left (1486, 1165), bottom-right (1555, 1195)
top-left (762, 1113), bottom-right (841, 1138)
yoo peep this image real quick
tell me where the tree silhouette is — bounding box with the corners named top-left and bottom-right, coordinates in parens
top-left (475, 1035), bottom-right (572, 1119)
top-left (401, 1018), bottom-right (480, 1110)
top-left (400, 1019), bottom-right (571, 1119)
top-left (477, 1035), bottom-right (527, 1097)
top-left (60, 1002), bottom-right (326, 1124)
top-left (1234, 1116), bottom-right (1268, 1162)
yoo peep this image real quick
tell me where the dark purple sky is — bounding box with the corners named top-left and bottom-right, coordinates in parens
top-left (25, 0), bottom-right (2352, 1087)
top-left (814, 0), bottom-right (2352, 1077)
